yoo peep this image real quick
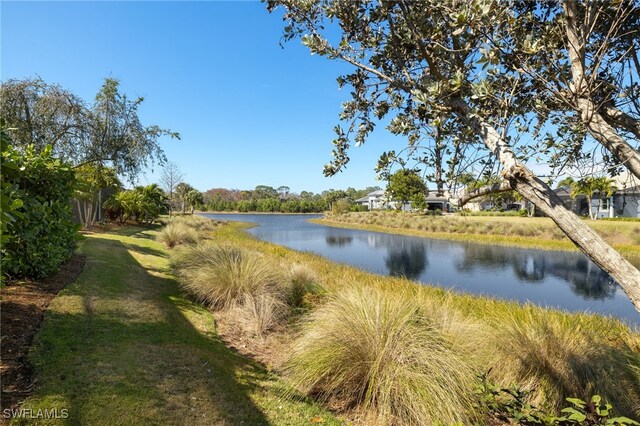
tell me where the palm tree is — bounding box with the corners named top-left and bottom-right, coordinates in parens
top-left (175, 182), bottom-right (194, 214)
top-left (571, 177), bottom-right (617, 219)
top-left (186, 189), bottom-right (203, 214)
top-left (593, 177), bottom-right (617, 219)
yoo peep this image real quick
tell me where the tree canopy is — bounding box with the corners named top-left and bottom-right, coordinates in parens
top-left (387, 169), bottom-right (427, 207)
top-left (0, 77), bottom-right (179, 181)
top-left (268, 0), bottom-right (640, 311)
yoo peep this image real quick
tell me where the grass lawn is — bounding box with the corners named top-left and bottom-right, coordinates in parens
top-left (16, 226), bottom-right (340, 425)
top-left (315, 212), bottom-right (640, 260)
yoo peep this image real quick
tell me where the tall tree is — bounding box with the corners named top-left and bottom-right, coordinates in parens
top-left (160, 162), bottom-right (183, 217)
top-left (0, 78), bottom-right (85, 158)
top-left (0, 78), bottom-right (180, 180)
top-left (268, 0), bottom-right (640, 311)
top-left (277, 185), bottom-right (290, 200)
top-left (571, 177), bottom-right (617, 220)
top-left (387, 169), bottom-right (427, 210)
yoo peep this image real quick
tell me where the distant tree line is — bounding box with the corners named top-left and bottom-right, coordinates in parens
top-left (201, 185), bottom-right (380, 213)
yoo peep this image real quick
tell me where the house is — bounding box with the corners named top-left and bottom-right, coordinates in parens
top-left (423, 193), bottom-right (452, 212)
top-left (356, 190), bottom-right (453, 212)
top-left (554, 173), bottom-right (640, 218)
top-left (355, 190), bottom-right (388, 210)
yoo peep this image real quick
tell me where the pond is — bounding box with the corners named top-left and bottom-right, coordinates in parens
top-left (201, 213), bottom-right (639, 324)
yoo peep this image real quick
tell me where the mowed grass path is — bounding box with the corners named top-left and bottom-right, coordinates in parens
top-left (18, 226), bottom-right (339, 425)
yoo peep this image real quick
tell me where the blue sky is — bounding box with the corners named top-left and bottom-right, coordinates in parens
top-left (1, 1), bottom-right (398, 193)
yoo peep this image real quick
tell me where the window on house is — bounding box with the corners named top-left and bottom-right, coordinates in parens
top-left (601, 198), bottom-right (609, 210)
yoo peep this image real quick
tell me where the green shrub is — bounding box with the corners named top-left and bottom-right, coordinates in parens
top-left (1, 139), bottom-right (77, 279)
top-left (170, 243), bottom-right (286, 310)
top-left (331, 198), bottom-right (352, 215)
top-left (286, 285), bottom-right (479, 425)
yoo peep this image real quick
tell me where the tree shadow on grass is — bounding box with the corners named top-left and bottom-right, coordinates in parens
top-left (121, 241), bottom-right (168, 259)
top-left (20, 235), bottom-right (276, 425)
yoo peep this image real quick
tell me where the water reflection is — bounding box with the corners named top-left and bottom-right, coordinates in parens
top-left (325, 235), bottom-right (353, 247)
top-left (552, 258), bottom-right (617, 300)
top-left (455, 244), bottom-right (617, 299)
top-left (384, 241), bottom-right (428, 279)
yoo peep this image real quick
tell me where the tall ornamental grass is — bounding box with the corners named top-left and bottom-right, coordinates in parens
top-left (170, 243), bottom-right (286, 310)
top-left (489, 309), bottom-right (640, 416)
top-left (156, 222), bottom-right (199, 248)
top-left (285, 285), bottom-right (480, 425)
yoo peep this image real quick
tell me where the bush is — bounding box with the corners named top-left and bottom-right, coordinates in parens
top-left (286, 285), bottom-right (479, 425)
top-left (170, 243), bottom-right (286, 310)
top-left (1, 139), bottom-right (77, 279)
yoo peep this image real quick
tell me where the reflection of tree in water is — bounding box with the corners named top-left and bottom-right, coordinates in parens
top-left (325, 235), bottom-right (353, 247)
top-left (549, 258), bottom-right (617, 300)
top-left (456, 244), bottom-right (617, 300)
top-left (385, 241), bottom-right (427, 280)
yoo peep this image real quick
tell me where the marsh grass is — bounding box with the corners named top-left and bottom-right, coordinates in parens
top-left (489, 309), bottom-right (640, 414)
top-left (286, 284), bottom-right (480, 425)
top-left (156, 222), bottom-right (200, 248)
top-left (171, 214), bottom-right (223, 232)
top-left (287, 264), bottom-right (325, 310)
top-left (234, 292), bottom-right (290, 338)
top-left (171, 243), bottom-right (286, 310)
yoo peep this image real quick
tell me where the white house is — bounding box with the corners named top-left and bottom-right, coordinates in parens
top-left (355, 189), bottom-right (388, 210)
top-left (356, 190), bottom-right (453, 212)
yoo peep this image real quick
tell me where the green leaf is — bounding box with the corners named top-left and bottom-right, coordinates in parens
top-left (607, 417), bottom-right (640, 425)
top-left (565, 398), bottom-right (587, 409)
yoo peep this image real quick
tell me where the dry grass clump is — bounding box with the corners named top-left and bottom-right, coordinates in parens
top-left (489, 309), bottom-right (640, 416)
top-left (171, 215), bottom-right (221, 232)
top-left (234, 292), bottom-right (289, 337)
top-left (156, 222), bottom-right (199, 248)
top-left (170, 243), bottom-right (286, 310)
top-left (286, 285), bottom-right (479, 425)
top-left (287, 264), bottom-right (325, 309)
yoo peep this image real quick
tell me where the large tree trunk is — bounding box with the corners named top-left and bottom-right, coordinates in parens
top-left (451, 97), bottom-right (640, 313)
top-left (563, 0), bottom-right (640, 181)
top-left (577, 98), bottom-right (640, 180)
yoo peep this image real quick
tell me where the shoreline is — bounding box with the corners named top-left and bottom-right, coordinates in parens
top-left (198, 211), bottom-right (323, 215)
top-left (312, 217), bottom-right (640, 261)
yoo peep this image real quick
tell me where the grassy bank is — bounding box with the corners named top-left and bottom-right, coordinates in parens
top-left (184, 221), bottom-right (640, 423)
top-left (314, 211), bottom-right (640, 259)
top-left (17, 225), bottom-right (339, 425)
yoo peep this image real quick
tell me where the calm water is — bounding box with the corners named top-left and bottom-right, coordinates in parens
top-left (201, 213), bottom-right (639, 324)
